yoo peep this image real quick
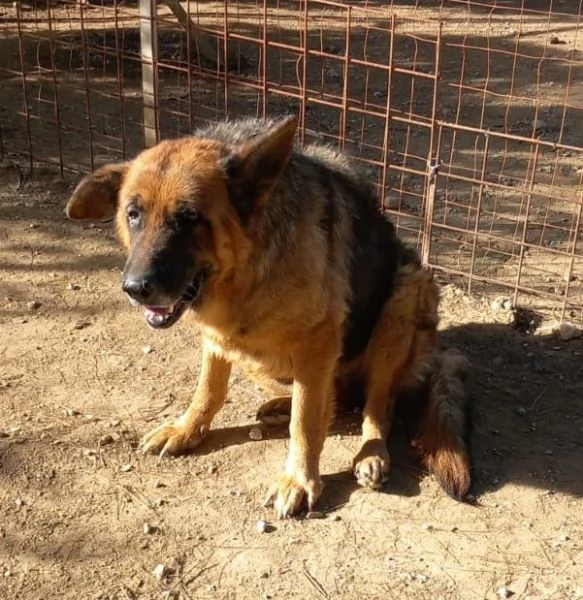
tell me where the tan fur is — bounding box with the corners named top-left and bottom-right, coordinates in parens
top-left (66, 116), bottom-right (471, 517)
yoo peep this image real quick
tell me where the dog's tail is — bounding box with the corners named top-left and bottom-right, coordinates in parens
top-left (410, 348), bottom-right (472, 500)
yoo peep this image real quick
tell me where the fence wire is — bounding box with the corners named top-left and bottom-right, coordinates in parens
top-left (1, 0), bottom-right (582, 320)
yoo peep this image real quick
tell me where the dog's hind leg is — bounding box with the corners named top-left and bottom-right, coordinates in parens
top-left (353, 266), bottom-right (439, 490)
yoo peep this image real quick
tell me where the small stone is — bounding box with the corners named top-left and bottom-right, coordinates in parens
top-left (0, 431), bottom-right (9, 438)
top-left (556, 323), bottom-right (582, 341)
top-left (152, 564), bottom-right (167, 581)
top-left (99, 434), bottom-right (114, 446)
top-left (331, 514), bottom-right (342, 522)
top-left (557, 534), bottom-right (569, 542)
top-left (3, 569), bottom-right (11, 577)
top-left (497, 586), bottom-right (512, 598)
top-left (27, 300), bottom-right (41, 310)
top-left (143, 346), bottom-right (153, 355)
top-left (83, 449), bottom-right (97, 457)
top-left (515, 406), bottom-right (527, 417)
top-left (73, 319), bottom-right (91, 330)
top-left (492, 356), bottom-right (504, 367)
top-left (15, 498), bottom-right (24, 508)
top-left (207, 464), bottom-right (217, 474)
top-left (249, 427), bottom-right (263, 441)
top-left (491, 297), bottom-right (513, 312)
top-left (152, 481), bottom-right (166, 489)
top-left (67, 283), bottom-right (80, 291)
top-left (12, 317), bottom-right (28, 324)
top-left (121, 463), bottom-right (133, 472)
top-left (421, 523), bottom-right (434, 531)
top-left (143, 522), bottom-right (154, 535)
top-left (256, 519), bottom-right (269, 533)
top-left (545, 449), bottom-right (553, 456)
top-left (306, 511), bottom-right (325, 520)
top-left (65, 407), bottom-right (80, 417)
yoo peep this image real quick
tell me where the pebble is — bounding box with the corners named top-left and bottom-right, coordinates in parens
top-left (491, 297), bottom-right (513, 312)
top-left (249, 427), bottom-right (263, 441)
top-left (65, 407), bottom-right (80, 417)
top-left (99, 434), bottom-right (114, 446)
top-left (152, 563), bottom-right (167, 581)
top-left (67, 283), bottom-right (80, 291)
top-left (121, 463), bottom-right (133, 472)
top-left (83, 449), bottom-right (97, 457)
top-left (15, 498), bottom-right (24, 508)
top-left (556, 323), bottom-right (582, 341)
top-left (73, 319), bottom-right (91, 330)
top-left (256, 519), bottom-right (269, 533)
top-left (421, 523), bottom-right (434, 531)
top-left (143, 522), bottom-right (154, 535)
top-left (515, 406), bottom-right (527, 417)
top-left (27, 300), bottom-right (41, 310)
top-left (306, 511), bottom-right (325, 520)
top-left (331, 514), bottom-right (342, 522)
top-left (497, 586), bottom-right (511, 598)
top-left (143, 346), bottom-right (153, 355)
top-left (545, 449), bottom-right (553, 456)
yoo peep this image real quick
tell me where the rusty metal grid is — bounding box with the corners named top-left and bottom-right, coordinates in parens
top-left (1, 0), bottom-right (582, 321)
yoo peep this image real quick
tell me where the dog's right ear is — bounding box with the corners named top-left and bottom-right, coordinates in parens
top-left (65, 163), bottom-right (129, 220)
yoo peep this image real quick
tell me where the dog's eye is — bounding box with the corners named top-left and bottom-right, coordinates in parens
top-left (126, 204), bottom-right (142, 228)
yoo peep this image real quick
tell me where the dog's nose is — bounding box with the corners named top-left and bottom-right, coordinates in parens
top-left (122, 277), bottom-right (153, 303)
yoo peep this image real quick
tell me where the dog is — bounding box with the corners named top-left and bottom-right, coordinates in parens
top-left (65, 116), bottom-right (471, 518)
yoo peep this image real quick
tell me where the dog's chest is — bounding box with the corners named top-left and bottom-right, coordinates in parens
top-left (203, 325), bottom-right (294, 380)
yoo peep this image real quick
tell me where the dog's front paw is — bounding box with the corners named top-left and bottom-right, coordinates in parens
top-left (353, 439), bottom-right (390, 489)
top-left (140, 418), bottom-right (208, 457)
top-left (264, 473), bottom-right (322, 519)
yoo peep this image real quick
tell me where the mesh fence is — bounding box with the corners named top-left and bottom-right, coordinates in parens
top-left (1, 0), bottom-right (582, 319)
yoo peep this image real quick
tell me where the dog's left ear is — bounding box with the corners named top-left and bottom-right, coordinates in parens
top-left (65, 162), bottom-right (129, 220)
top-left (221, 116), bottom-right (298, 221)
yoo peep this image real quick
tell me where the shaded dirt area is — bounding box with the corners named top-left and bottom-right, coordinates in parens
top-left (0, 175), bottom-right (582, 600)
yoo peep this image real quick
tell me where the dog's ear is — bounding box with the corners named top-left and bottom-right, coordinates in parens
top-left (65, 163), bottom-right (129, 220)
top-left (221, 116), bottom-right (298, 222)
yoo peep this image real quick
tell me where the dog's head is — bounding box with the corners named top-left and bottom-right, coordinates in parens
top-left (65, 116), bottom-right (297, 329)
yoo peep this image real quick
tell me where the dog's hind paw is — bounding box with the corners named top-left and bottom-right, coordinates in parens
top-left (256, 396), bottom-right (292, 425)
top-left (264, 473), bottom-right (322, 519)
top-left (140, 419), bottom-right (208, 457)
top-left (352, 439), bottom-right (390, 490)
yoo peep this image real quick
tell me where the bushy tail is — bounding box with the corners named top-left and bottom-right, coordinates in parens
top-left (412, 348), bottom-right (472, 500)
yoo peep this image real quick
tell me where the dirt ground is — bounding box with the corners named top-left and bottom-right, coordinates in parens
top-left (1, 169), bottom-right (582, 600)
top-left (1, 2), bottom-right (583, 600)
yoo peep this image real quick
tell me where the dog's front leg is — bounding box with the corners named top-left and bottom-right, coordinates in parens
top-left (265, 324), bottom-right (339, 518)
top-left (141, 338), bottom-right (231, 457)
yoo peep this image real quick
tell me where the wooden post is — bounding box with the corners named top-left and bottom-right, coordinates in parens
top-left (139, 0), bottom-right (159, 148)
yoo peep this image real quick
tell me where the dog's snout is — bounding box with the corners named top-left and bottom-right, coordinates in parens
top-left (122, 276), bottom-right (153, 303)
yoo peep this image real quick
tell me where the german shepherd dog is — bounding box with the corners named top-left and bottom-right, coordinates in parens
top-left (66, 116), bottom-right (471, 518)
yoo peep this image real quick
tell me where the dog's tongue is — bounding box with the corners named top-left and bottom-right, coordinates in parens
top-left (144, 306), bottom-right (174, 326)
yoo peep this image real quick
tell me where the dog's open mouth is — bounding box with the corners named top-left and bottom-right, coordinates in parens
top-left (142, 271), bottom-right (207, 330)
